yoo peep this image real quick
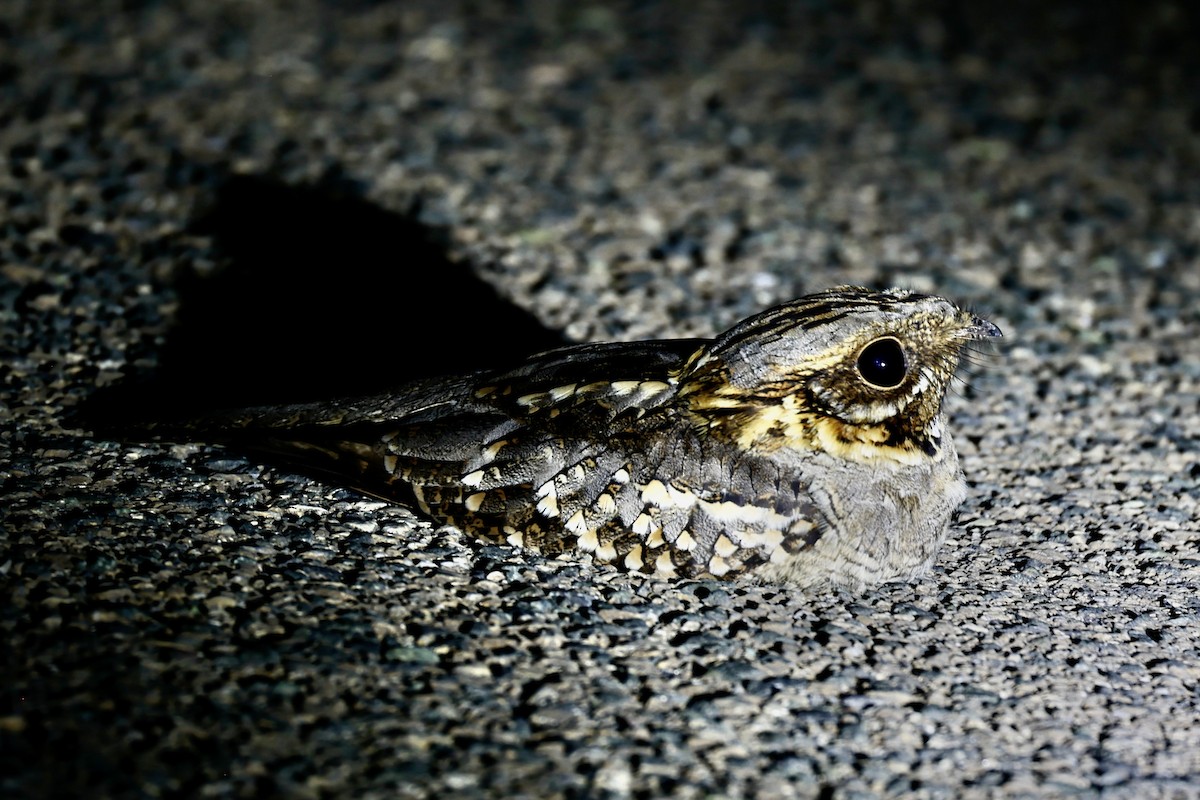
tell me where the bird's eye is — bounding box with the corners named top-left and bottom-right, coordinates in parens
top-left (856, 337), bottom-right (907, 388)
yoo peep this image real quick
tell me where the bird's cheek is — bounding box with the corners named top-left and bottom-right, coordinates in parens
top-left (815, 385), bottom-right (909, 426)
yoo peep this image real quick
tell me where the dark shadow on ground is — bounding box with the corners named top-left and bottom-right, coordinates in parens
top-left (79, 173), bottom-right (566, 429)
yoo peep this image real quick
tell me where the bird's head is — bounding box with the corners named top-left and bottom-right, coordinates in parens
top-left (676, 286), bottom-right (1001, 464)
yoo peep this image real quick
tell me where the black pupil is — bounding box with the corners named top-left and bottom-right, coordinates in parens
top-left (857, 338), bottom-right (907, 388)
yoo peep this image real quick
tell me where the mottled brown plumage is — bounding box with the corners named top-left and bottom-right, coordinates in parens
top-left (135, 286), bottom-right (1000, 590)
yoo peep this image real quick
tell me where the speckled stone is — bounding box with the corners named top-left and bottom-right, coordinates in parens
top-left (3, 1), bottom-right (1200, 798)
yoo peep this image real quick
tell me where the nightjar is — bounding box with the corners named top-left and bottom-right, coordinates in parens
top-left (130, 286), bottom-right (1000, 590)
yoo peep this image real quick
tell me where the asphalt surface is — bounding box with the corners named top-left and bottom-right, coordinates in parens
top-left (3, 1), bottom-right (1199, 798)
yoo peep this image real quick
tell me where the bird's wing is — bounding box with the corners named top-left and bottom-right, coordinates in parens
top-left (122, 336), bottom-right (831, 577)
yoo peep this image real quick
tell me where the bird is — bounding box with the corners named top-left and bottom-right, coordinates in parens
top-left (127, 285), bottom-right (1001, 590)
